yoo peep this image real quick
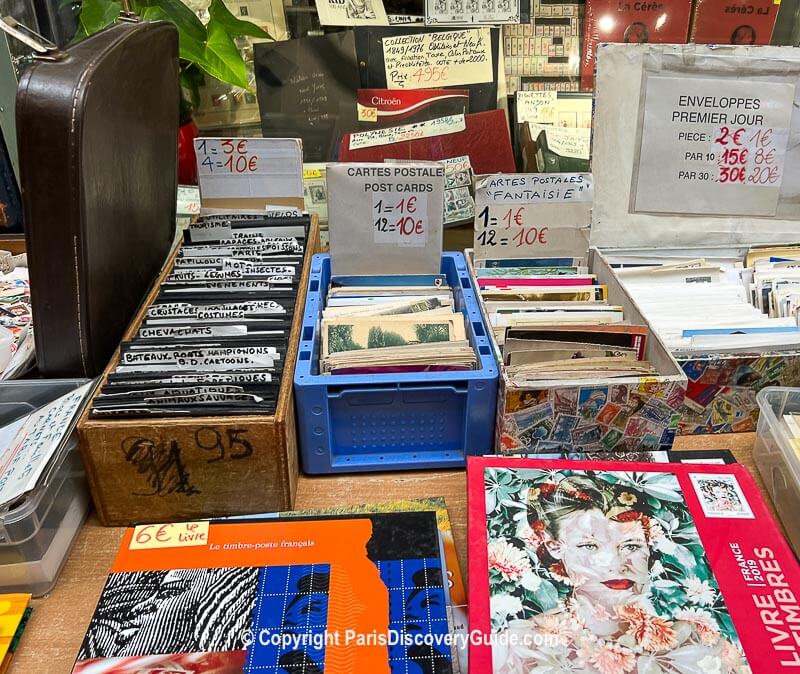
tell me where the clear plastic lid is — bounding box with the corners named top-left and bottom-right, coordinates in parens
top-left (0, 379), bottom-right (89, 542)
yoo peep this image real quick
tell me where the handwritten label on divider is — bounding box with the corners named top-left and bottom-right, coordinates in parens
top-left (473, 173), bottom-right (593, 261)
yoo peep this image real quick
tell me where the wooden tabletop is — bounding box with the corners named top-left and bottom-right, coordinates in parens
top-left (9, 433), bottom-right (775, 673)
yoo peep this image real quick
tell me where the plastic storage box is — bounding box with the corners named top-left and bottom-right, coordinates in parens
top-left (0, 379), bottom-right (91, 596)
top-left (295, 252), bottom-right (499, 473)
top-left (754, 386), bottom-right (800, 555)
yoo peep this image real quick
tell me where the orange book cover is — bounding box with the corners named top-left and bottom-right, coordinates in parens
top-left (0, 593), bottom-right (31, 674)
top-left (71, 512), bottom-right (454, 674)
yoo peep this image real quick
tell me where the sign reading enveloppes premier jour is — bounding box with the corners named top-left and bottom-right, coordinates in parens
top-left (328, 163), bottom-right (445, 275)
top-left (473, 173), bottom-right (592, 261)
top-left (382, 28), bottom-right (493, 90)
top-left (634, 76), bottom-right (794, 217)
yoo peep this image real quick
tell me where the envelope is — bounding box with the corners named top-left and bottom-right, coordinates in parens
top-left (338, 109), bottom-right (515, 174)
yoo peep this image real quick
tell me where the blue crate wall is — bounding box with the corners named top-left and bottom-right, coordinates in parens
top-left (294, 253), bottom-right (499, 473)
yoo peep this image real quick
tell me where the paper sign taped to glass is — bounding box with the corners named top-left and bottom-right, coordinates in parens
top-left (473, 173), bottom-right (592, 261)
top-left (590, 44), bottom-right (800, 250)
top-left (355, 26), bottom-right (501, 114)
top-left (327, 162), bottom-right (445, 276)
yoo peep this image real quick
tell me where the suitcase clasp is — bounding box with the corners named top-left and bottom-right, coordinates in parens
top-left (0, 16), bottom-right (65, 61)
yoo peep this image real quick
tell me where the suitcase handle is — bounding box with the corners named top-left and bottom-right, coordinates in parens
top-left (0, 16), bottom-right (64, 61)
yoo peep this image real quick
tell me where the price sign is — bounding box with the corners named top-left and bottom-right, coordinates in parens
top-left (473, 173), bottom-right (592, 261)
top-left (373, 193), bottom-right (428, 247)
top-left (382, 29), bottom-right (493, 90)
top-left (634, 76), bottom-right (794, 217)
top-left (516, 91), bottom-right (557, 124)
top-left (129, 521), bottom-right (210, 550)
top-left (348, 115), bottom-right (466, 151)
top-left (328, 163), bottom-right (445, 275)
top-left (193, 137), bottom-right (304, 210)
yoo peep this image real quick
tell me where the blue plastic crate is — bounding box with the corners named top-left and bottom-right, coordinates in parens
top-left (294, 252), bottom-right (499, 473)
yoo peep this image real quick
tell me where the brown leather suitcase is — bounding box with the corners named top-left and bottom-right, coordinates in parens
top-left (14, 19), bottom-right (179, 377)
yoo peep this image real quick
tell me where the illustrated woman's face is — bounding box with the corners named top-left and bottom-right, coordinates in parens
top-left (546, 509), bottom-right (650, 608)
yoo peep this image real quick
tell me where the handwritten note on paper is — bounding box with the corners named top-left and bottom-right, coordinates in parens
top-left (473, 173), bottom-right (593, 261)
top-left (528, 124), bottom-right (591, 159)
top-left (383, 28), bottom-right (493, 90)
top-left (194, 138), bottom-right (304, 204)
top-left (0, 382), bottom-right (92, 506)
top-left (349, 114), bottom-right (466, 150)
top-left (516, 91), bottom-right (557, 124)
top-left (130, 521), bottom-right (210, 550)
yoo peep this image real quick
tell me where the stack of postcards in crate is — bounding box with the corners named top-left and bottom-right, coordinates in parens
top-left (466, 173), bottom-right (686, 455)
top-left (590, 43), bottom-right (800, 436)
top-left (294, 162), bottom-right (498, 474)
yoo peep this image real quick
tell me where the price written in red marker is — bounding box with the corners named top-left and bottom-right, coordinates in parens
top-left (372, 194), bottom-right (428, 247)
top-left (412, 65), bottom-right (450, 84)
top-left (476, 205), bottom-right (549, 249)
top-left (713, 127), bottom-right (782, 186)
top-left (196, 139), bottom-right (259, 174)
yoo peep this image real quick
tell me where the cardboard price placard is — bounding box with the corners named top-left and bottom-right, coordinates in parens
top-left (634, 76), bottom-right (794, 217)
top-left (194, 137), bottom-right (304, 211)
top-left (473, 173), bottom-right (592, 261)
top-left (328, 162), bottom-right (445, 275)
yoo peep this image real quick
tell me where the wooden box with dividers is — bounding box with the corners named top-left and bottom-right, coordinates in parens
top-left (77, 219), bottom-right (319, 525)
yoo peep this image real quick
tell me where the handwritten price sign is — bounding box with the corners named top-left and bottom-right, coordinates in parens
top-left (633, 77), bottom-right (794, 217)
top-left (475, 206), bottom-right (549, 250)
top-left (196, 139), bottom-right (258, 175)
top-left (713, 126), bottom-right (783, 186)
top-left (473, 173), bottom-right (592, 261)
top-left (382, 29), bottom-right (493, 90)
top-left (130, 521), bottom-right (210, 550)
top-left (192, 137), bottom-right (304, 207)
top-left (373, 194), bottom-right (427, 247)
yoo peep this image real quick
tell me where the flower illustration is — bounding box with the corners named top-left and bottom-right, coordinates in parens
top-left (675, 608), bottom-right (721, 646)
top-left (520, 570), bottom-right (542, 592)
top-left (487, 538), bottom-right (532, 582)
top-left (529, 487), bottom-right (541, 500)
top-left (589, 642), bottom-right (637, 674)
top-left (548, 561), bottom-right (570, 584)
top-left (619, 492), bottom-right (638, 506)
top-left (685, 577), bottom-right (716, 606)
top-left (617, 604), bottom-right (677, 652)
top-left (490, 593), bottom-right (523, 623)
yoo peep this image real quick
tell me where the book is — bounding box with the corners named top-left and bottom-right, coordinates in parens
top-left (72, 512), bottom-right (455, 673)
top-left (468, 456), bottom-right (799, 673)
top-left (690, 0), bottom-right (779, 45)
top-left (0, 594), bottom-right (31, 674)
top-left (252, 497), bottom-right (468, 673)
top-left (580, 0), bottom-right (693, 90)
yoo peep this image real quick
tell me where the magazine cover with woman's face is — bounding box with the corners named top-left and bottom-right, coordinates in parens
top-left (467, 458), bottom-right (800, 674)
